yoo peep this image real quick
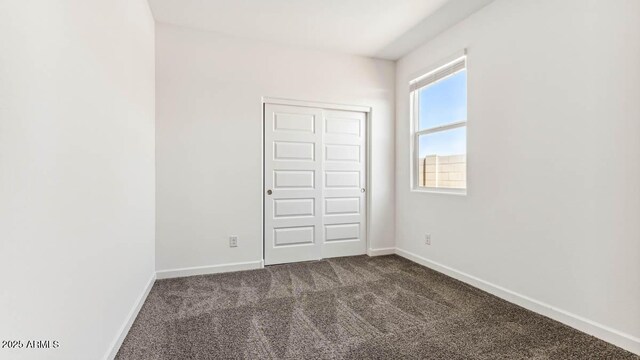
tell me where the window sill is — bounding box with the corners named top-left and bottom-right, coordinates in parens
top-left (411, 187), bottom-right (467, 196)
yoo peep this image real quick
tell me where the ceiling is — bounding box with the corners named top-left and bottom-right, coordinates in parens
top-left (148, 0), bottom-right (494, 60)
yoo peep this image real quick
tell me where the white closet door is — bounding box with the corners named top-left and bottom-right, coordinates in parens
top-left (264, 104), bottom-right (367, 265)
top-left (264, 104), bottom-right (323, 265)
top-left (321, 109), bottom-right (367, 258)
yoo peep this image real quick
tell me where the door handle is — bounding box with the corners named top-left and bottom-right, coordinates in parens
top-left (361, 188), bottom-right (366, 193)
top-left (267, 189), bottom-right (273, 195)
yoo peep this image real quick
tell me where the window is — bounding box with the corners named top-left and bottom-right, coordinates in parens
top-left (411, 55), bottom-right (467, 192)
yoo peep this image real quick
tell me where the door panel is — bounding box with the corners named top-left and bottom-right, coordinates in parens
top-left (264, 104), bottom-right (322, 265)
top-left (325, 197), bottom-right (360, 215)
top-left (273, 198), bottom-right (315, 218)
top-left (325, 171), bottom-right (360, 188)
top-left (273, 170), bottom-right (315, 189)
top-left (321, 109), bottom-right (367, 258)
top-left (273, 112), bottom-right (315, 133)
top-left (274, 226), bottom-right (315, 246)
top-left (325, 144), bottom-right (360, 162)
top-left (274, 141), bottom-right (315, 161)
top-left (325, 117), bottom-right (361, 136)
top-left (325, 223), bottom-right (360, 242)
top-left (264, 104), bottom-right (366, 265)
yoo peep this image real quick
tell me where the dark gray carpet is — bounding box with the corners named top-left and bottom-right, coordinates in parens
top-left (116, 255), bottom-right (638, 359)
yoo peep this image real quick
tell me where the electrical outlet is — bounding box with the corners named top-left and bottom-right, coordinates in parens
top-left (425, 234), bottom-right (431, 245)
top-left (229, 236), bottom-right (238, 248)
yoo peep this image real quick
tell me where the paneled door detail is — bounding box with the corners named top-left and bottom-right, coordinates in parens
top-left (321, 110), bottom-right (367, 258)
top-left (264, 104), bottom-right (323, 265)
top-left (264, 104), bottom-right (367, 265)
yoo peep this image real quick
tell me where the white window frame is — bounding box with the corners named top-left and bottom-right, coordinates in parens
top-left (410, 52), bottom-right (468, 195)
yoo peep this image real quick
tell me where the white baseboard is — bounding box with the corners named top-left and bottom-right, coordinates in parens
top-left (156, 260), bottom-right (263, 280)
top-left (105, 272), bottom-right (156, 360)
top-left (367, 247), bottom-right (396, 256)
top-left (395, 248), bottom-right (640, 356)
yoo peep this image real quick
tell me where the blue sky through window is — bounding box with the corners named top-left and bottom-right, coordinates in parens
top-left (418, 70), bottom-right (467, 158)
top-left (419, 127), bottom-right (466, 157)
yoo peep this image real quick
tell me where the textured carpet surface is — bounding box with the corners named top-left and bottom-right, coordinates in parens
top-left (116, 255), bottom-right (638, 359)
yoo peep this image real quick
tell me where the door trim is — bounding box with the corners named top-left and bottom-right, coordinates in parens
top-left (261, 97), bottom-right (372, 264)
top-left (263, 97), bottom-right (372, 113)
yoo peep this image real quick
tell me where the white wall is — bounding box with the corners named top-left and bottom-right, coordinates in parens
top-left (0, 1), bottom-right (155, 359)
top-left (156, 23), bottom-right (395, 274)
top-left (396, 0), bottom-right (640, 353)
